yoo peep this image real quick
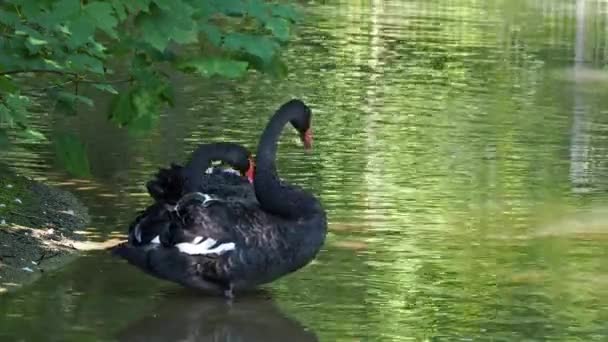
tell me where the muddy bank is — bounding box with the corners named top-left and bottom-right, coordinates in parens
top-left (0, 166), bottom-right (90, 293)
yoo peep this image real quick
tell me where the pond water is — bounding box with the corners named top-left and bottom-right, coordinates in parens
top-left (2, 0), bottom-right (608, 340)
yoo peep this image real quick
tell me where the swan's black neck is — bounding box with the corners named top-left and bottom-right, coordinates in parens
top-left (254, 105), bottom-right (319, 218)
top-left (255, 111), bottom-right (290, 173)
top-left (182, 143), bottom-right (246, 193)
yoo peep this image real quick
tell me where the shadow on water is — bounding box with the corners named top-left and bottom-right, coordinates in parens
top-left (116, 293), bottom-right (318, 342)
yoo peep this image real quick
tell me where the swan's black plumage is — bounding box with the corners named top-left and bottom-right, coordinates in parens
top-left (125, 142), bottom-right (255, 246)
top-left (146, 142), bottom-right (255, 205)
top-left (114, 99), bottom-right (327, 297)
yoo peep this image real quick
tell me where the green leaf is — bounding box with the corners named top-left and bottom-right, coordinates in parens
top-left (53, 98), bottom-right (77, 116)
top-left (56, 91), bottom-right (94, 107)
top-left (109, 91), bottom-right (135, 127)
top-left (5, 93), bottom-right (30, 124)
top-left (66, 54), bottom-right (105, 74)
top-left (135, 2), bottom-right (197, 51)
top-left (43, 59), bottom-right (62, 69)
top-left (18, 0), bottom-right (47, 19)
top-left (15, 129), bottom-right (47, 143)
top-left (0, 104), bottom-right (14, 127)
top-left (50, 90), bottom-right (94, 116)
top-left (131, 65), bottom-right (168, 94)
top-left (25, 42), bottom-right (42, 55)
top-left (223, 33), bottom-right (279, 65)
top-left (54, 133), bottom-right (91, 177)
top-left (16, 26), bottom-right (49, 54)
top-left (51, 0), bottom-right (81, 21)
top-left (131, 88), bottom-right (156, 116)
top-left (199, 23), bottom-right (222, 46)
top-left (111, 0), bottom-right (127, 21)
top-left (108, 72), bottom-right (168, 132)
top-left (123, 0), bottom-right (152, 13)
top-left (55, 24), bottom-right (71, 35)
top-left (206, 0), bottom-right (247, 17)
top-left (262, 56), bottom-right (288, 79)
top-left (83, 2), bottom-right (119, 38)
top-left (265, 17), bottom-right (290, 42)
top-left (270, 3), bottom-right (300, 22)
top-left (159, 85), bottom-right (175, 106)
top-left (239, 52), bottom-right (288, 79)
top-left (177, 58), bottom-right (248, 78)
top-left (127, 108), bottom-right (159, 135)
top-left (245, 0), bottom-right (270, 22)
top-left (26, 37), bottom-right (47, 46)
top-left (0, 76), bottom-right (17, 92)
top-left (151, 0), bottom-right (172, 11)
top-left (68, 16), bottom-right (96, 48)
top-left (38, 0), bottom-right (79, 28)
top-left (93, 83), bottom-right (118, 94)
top-left (88, 41), bottom-right (107, 59)
top-left (0, 9), bottom-right (20, 26)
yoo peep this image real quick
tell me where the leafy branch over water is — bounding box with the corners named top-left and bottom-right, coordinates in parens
top-left (0, 0), bottom-right (300, 176)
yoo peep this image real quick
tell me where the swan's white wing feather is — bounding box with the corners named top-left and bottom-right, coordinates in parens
top-left (175, 237), bottom-right (234, 255)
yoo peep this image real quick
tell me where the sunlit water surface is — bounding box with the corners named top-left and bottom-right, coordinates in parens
top-left (2, 0), bottom-right (608, 340)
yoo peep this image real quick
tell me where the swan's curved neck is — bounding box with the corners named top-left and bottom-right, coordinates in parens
top-left (255, 111), bottom-right (291, 174)
top-left (182, 143), bottom-right (236, 193)
top-left (254, 110), bottom-right (318, 218)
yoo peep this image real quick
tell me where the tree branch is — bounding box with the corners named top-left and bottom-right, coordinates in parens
top-left (11, 73), bottom-right (132, 93)
top-left (76, 76), bottom-right (133, 84)
top-left (23, 79), bottom-right (75, 92)
top-left (0, 69), bottom-right (79, 77)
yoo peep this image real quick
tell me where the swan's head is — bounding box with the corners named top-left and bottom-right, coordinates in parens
top-left (232, 155), bottom-right (255, 184)
top-left (219, 144), bottom-right (255, 183)
top-left (283, 99), bottom-right (313, 151)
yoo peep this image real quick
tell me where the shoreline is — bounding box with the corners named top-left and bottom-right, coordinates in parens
top-left (0, 166), bottom-right (91, 294)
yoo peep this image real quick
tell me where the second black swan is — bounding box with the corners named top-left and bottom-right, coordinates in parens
top-left (128, 142), bottom-right (256, 246)
top-left (146, 142), bottom-right (255, 206)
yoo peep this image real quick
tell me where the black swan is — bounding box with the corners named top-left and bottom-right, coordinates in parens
top-left (113, 99), bottom-right (326, 297)
top-left (127, 142), bottom-right (256, 246)
top-left (146, 142), bottom-right (255, 205)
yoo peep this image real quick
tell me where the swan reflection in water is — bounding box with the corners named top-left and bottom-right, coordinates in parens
top-left (116, 292), bottom-right (318, 342)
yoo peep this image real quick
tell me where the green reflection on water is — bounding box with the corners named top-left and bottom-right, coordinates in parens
top-left (1, 0), bottom-right (608, 341)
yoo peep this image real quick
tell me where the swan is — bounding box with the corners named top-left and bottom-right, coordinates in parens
top-left (146, 142), bottom-right (255, 206)
top-left (127, 142), bottom-right (255, 246)
top-left (113, 99), bottom-right (326, 298)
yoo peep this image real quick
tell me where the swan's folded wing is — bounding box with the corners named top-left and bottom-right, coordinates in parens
top-left (159, 201), bottom-right (246, 256)
top-left (127, 203), bottom-right (172, 245)
top-left (166, 199), bottom-right (286, 254)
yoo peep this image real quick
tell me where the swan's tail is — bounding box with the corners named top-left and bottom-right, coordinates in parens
top-left (126, 203), bottom-right (172, 245)
top-left (146, 163), bottom-right (185, 204)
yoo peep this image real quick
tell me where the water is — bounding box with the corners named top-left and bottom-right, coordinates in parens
top-left (2, 0), bottom-right (608, 340)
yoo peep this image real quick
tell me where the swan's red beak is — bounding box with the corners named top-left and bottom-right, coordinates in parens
top-left (301, 128), bottom-right (313, 151)
top-left (245, 157), bottom-right (255, 183)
